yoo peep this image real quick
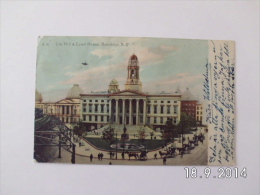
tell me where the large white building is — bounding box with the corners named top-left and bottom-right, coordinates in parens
top-left (35, 84), bottom-right (83, 124)
top-left (80, 54), bottom-right (182, 130)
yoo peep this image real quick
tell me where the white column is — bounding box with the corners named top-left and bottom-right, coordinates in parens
top-left (64, 106), bottom-right (67, 115)
top-left (109, 100), bottom-right (112, 122)
top-left (116, 99), bottom-right (119, 124)
top-left (136, 99), bottom-right (139, 125)
top-left (129, 100), bottom-right (132, 125)
top-left (122, 99), bottom-right (125, 125)
top-left (143, 100), bottom-right (146, 125)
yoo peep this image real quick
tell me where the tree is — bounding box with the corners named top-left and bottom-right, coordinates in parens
top-left (72, 121), bottom-right (86, 137)
top-left (137, 127), bottom-right (146, 144)
top-left (162, 118), bottom-right (177, 141)
top-left (176, 113), bottom-right (197, 144)
top-left (102, 127), bottom-right (116, 145)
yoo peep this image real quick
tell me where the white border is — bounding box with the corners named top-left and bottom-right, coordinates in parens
top-left (1, 1), bottom-right (259, 195)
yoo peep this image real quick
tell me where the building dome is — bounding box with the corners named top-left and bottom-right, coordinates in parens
top-left (66, 84), bottom-right (84, 99)
top-left (130, 53), bottom-right (138, 60)
top-left (35, 89), bottom-right (43, 102)
top-left (181, 88), bottom-right (196, 101)
top-left (110, 79), bottom-right (119, 85)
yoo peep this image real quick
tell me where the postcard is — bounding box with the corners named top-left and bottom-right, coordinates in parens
top-left (34, 36), bottom-right (235, 166)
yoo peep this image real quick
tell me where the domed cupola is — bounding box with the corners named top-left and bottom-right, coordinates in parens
top-left (66, 84), bottom-right (84, 99)
top-left (35, 89), bottom-right (43, 102)
top-left (108, 79), bottom-right (120, 93)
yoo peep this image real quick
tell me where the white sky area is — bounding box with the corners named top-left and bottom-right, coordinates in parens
top-left (36, 36), bottom-right (208, 102)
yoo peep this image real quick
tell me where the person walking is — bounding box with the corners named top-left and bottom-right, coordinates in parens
top-left (163, 156), bottom-right (166, 165)
top-left (90, 154), bottom-right (93, 162)
top-left (154, 153), bottom-right (157, 160)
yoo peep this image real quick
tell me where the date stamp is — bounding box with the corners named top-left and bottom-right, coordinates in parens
top-left (184, 167), bottom-right (247, 179)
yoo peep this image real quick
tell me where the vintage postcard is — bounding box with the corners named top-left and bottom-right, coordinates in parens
top-left (34, 36), bottom-right (235, 166)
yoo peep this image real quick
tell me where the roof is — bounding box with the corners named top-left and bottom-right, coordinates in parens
top-left (66, 84), bottom-right (84, 99)
top-left (181, 88), bottom-right (197, 101)
top-left (130, 53), bottom-right (138, 60)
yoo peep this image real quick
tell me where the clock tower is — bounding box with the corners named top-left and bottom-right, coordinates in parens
top-left (125, 54), bottom-right (142, 92)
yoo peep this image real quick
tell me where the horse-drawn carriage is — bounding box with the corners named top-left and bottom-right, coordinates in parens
top-left (159, 147), bottom-right (177, 158)
top-left (126, 150), bottom-right (148, 161)
top-left (139, 150), bottom-right (148, 160)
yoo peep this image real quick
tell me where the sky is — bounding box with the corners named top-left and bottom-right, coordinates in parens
top-left (36, 36), bottom-right (208, 102)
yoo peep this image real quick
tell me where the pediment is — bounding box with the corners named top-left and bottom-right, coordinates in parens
top-left (109, 90), bottom-right (147, 97)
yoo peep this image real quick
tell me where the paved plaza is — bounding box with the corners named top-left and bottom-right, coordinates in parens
top-left (54, 128), bottom-right (207, 166)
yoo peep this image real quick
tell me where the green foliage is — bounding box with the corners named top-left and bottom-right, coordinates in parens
top-left (72, 121), bottom-right (86, 137)
top-left (102, 128), bottom-right (116, 144)
top-left (137, 127), bottom-right (146, 144)
top-left (162, 118), bottom-right (177, 141)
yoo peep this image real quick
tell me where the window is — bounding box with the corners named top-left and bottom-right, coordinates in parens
top-left (174, 101), bottom-right (177, 103)
top-left (140, 117), bottom-right (143, 123)
top-left (154, 101), bottom-right (157, 103)
top-left (89, 105), bottom-right (92, 112)
top-left (148, 101), bottom-right (151, 103)
top-left (89, 116), bottom-right (92, 121)
top-left (101, 100), bottom-right (104, 102)
top-left (101, 116), bottom-right (103, 121)
top-left (107, 105), bottom-right (109, 112)
top-left (83, 115), bottom-right (86, 121)
top-left (200, 111), bottom-right (202, 115)
top-left (101, 105), bottom-right (104, 113)
top-left (107, 116), bottom-right (109, 122)
top-left (95, 100), bottom-right (98, 102)
top-left (95, 116), bottom-right (98, 121)
top-left (83, 106), bottom-right (86, 112)
top-left (197, 111), bottom-right (199, 114)
top-left (154, 117), bottom-right (157, 123)
top-left (167, 106), bottom-right (170, 114)
top-left (173, 118), bottom-right (177, 124)
top-left (83, 100), bottom-right (86, 102)
top-left (161, 105), bottom-right (164, 114)
top-left (167, 101), bottom-right (170, 103)
top-left (160, 117), bottom-right (163, 123)
top-left (148, 106), bottom-right (150, 114)
top-left (95, 105), bottom-right (98, 112)
top-left (154, 106), bottom-right (157, 114)
top-left (174, 106), bottom-right (177, 114)
top-left (161, 101), bottom-right (164, 103)
top-left (89, 100), bottom-right (92, 102)
top-left (147, 117), bottom-right (150, 124)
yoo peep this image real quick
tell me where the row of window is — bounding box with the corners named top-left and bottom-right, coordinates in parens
top-left (148, 100), bottom-right (178, 104)
top-left (196, 106), bottom-right (203, 110)
top-left (83, 100), bottom-right (109, 103)
top-left (83, 115), bottom-right (109, 122)
top-left (147, 105), bottom-right (178, 114)
top-left (196, 111), bottom-right (203, 115)
top-left (183, 108), bottom-right (195, 111)
top-left (183, 103), bottom-right (196, 106)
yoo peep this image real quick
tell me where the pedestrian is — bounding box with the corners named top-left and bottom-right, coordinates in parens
top-left (109, 162), bottom-right (112, 165)
top-left (90, 154), bottom-right (93, 162)
top-left (154, 153), bottom-right (157, 160)
top-left (163, 156), bottom-right (166, 165)
top-left (181, 150), bottom-right (184, 158)
top-left (121, 152), bottom-right (124, 159)
top-left (101, 153), bottom-right (103, 161)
